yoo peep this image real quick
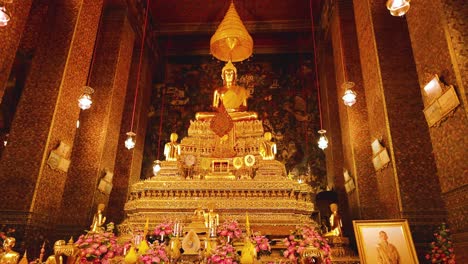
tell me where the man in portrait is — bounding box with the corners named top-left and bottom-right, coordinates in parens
top-left (376, 230), bottom-right (400, 264)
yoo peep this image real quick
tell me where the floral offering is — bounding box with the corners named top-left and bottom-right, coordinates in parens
top-left (153, 221), bottom-right (174, 238)
top-left (217, 219), bottom-right (242, 242)
top-left (208, 243), bottom-right (239, 264)
top-left (75, 231), bottom-right (123, 263)
top-left (426, 223), bottom-right (456, 264)
top-left (139, 243), bottom-right (169, 264)
top-left (252, 234), bottom-right (271, 257)
top-left (283, 225), bottom-right (331, 264)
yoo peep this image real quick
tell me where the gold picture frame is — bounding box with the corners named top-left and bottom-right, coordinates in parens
top-left (353, 219), bottom-right (419, 264)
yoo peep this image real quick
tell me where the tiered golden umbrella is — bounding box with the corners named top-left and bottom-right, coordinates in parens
top-left (210, 2), bottom-right (253, 62)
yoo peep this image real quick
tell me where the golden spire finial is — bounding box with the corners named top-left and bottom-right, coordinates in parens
top-left (210, 1), bottom-right (253, 62)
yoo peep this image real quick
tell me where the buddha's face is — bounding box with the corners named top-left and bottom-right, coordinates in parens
top-left (223, 69), bottom-right (235, 83)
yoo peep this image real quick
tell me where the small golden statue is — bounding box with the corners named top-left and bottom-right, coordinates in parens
top-left (324, 203), bottom-right (343, 237)
top-left (164, 133), bottom-right (181, 161)
top-left (204, 208), bottom-right (219, 229)
top-left (90, 203), bottom-right (106, 233)
top-left (259, 132), bottom-right (277, 160)
top-left (0, 237), bottom-right (20, 264)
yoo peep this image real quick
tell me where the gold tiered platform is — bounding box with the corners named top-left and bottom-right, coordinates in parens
top-left (121, 118), bottom-right (316, 236)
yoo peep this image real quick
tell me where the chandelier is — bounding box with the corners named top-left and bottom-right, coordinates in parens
top-left (0, 3), bottom-right (11, 27)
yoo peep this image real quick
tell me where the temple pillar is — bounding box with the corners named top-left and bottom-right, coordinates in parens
top-left (405, 0), bottom-right (467, 261)
top-left (56, 8), bottom-right (135, 238)
top-left (107, 47), bottom-right (152, 224)
top-left (0, 0), bottom-right (104, 252)
top-left (325, 0), bottom-right (375, 237)
top-left (352, 0), bottom-right (446, 257)
top-left (0, 0), bottom-right (33, 101)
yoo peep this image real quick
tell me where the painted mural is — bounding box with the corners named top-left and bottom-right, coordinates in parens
top-left (143, 54), bottom-right (326, 190)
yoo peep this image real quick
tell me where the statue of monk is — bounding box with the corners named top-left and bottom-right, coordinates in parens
top-left (164, 133), bottom-right (181, 161)
top-left (196, 61), bottom-right (257, 121)
top-left (324, 203), bottom-right (343, 237)
top-left (90, 203), bottom-right (106, 233)
top-left (0, 237), bottom-right (20, 264)
top-left (259, 132), bottom-right (277, 160)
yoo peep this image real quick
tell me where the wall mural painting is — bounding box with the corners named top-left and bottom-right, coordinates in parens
top-left (143, 54), bottom-right (327, 190)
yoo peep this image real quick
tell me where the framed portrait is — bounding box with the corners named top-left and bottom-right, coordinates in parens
top-left (353, 219), bottom-right (419, 264)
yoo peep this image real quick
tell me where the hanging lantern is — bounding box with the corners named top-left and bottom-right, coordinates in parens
top-left (0, 4), bottom-right (11, 27)
top-left (317, 130), bottom-right (328, 150)
top-left (210, 2), bottom-right (253, 62)
top-left (341, 81), bottom-right (357, 107)
top-left (78, 86), bottom-right (94, 110)
top-left (125, 132), bottom-right (136, 150)
top-left (152, 160), bottom-right (161, 175)
top-left (386, 0), bottom-right (410, 17)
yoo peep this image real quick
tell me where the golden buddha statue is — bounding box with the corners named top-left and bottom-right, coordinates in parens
top-left (259, 132), bottom-right (277, 160)
top-left (0, 237), bottom-right (20, 264)
top-left (196, 60), bottom-right (257, 121)
top-left (324, 203), bottom-right (343, 237)
top-left (164, 133), bottom-right (181, 161)
top-left (90, 203), bottom-right (106, 233)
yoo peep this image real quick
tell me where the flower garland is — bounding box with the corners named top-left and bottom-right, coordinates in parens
top-left (425, 223), bottom-right (456, 264)
top-left (283, 225), bottom-right (331, 264)
top-left (217, 219), bottom-right (242, 242)
top-left (208, 243), bottom-right (239, 264)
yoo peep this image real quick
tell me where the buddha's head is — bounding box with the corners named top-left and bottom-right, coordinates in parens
top-left (330, 203), bottom-right (338, 212)
top-left (264, 132), bottom-right (272, 141)
top-left (170, 133), bottom-right (178, 142)
top-left (97, 203), bottom-right (105, 212)
top-left (222, 61), bottom-right (237, 84)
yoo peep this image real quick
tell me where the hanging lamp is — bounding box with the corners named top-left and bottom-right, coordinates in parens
top-left (0, 2), bottom-right (11, 27)
top-left (310, 0), bottom-right (328, 150)
top-left (342, 82), bottom-right (357, 107)
top-left (78, 7), bottom-right (103, 110)
top-left (386, 0), bottom-right (410, 17)
top-left (125, 0), bottom-right (150, 150)
top-left (210, 1), bottom-right (253, 62)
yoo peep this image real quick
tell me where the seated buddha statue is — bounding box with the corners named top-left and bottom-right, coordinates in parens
top-left (259, 132), bottom-right (277, 160)
top-left (0, 237), bottom-right (20, 264)
top-left (324, 203), bottom-right (343, 237)
top-left (196, 60), bottom-right (257, 121)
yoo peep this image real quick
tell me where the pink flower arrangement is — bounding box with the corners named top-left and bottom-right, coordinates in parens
top-left (75, 232), bottom-right (123, 263)
top-left (283, 225), bottom-right (331, 264)
top-left (252, 234), bottom-right (271, 257)
top-left (139, 243), bottom-right (169, 264)
top-left (153, 221), bottom-right (174, 238)
top-left (208, 243), bottom-right (239, 264)
top-left (217, 219), bottom-right (242, 242)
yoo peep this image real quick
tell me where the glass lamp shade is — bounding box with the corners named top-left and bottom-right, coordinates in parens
top-left (0, 6), bottom-right (11, 27)
top-left (317, 129), bottom-right (329, 150)
top-left (125, 132), bottom-right (136, 150)
top-left (342, 89), bottom-right (357, 107)
top-left (386, 0), bottom-right (410, 16)
top-left (78, 93), bottom-right (92, 110)
top-left (78, 86), bottom-right (94, 110)
top-left (152, 160), bottom-right (162, 176)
